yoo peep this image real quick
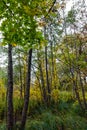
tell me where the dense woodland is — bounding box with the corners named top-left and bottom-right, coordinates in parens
top-left (0, 0), bottom-right (87, 130)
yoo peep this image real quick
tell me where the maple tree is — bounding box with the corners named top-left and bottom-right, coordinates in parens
top-left (0, 0), bottom-right (87, 130)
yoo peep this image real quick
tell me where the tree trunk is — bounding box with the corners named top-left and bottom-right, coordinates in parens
top-left (44, 25), bottom-right (51, 105)
top-left (7, 44), bottom-right (14, 130)
top-left (78, 69), bottom-right (87, 109)
top-left (18, 53), bottom-right (23, 99)
top-left (45, 46), bottom-right (51, 105)
top-left (37, 53), bottom-right (47, 104)
top-left (20, 49), bottom-right (32, 130)
top-left (50, 41), bottom-right (54, 88)
top-left (70, 69), bottom-right (83, 109)
top-left (78, 43), bottom-right (87, 109)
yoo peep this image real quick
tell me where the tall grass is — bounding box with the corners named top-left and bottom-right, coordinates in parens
top-left (26, 111), bottom-right (87, 130)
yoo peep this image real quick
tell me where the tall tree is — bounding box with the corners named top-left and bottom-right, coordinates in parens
top-left (20, 49), bottom-right (32, 130)
top-left (7, 44), bottom-right (14, 130)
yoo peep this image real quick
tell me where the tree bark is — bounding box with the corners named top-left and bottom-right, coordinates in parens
top-left (45, 46), bottom-right (51, 105)
top-left (20, 49), bottom-right (32, 130)
top-left (7, 44), bottom-right (14, 130)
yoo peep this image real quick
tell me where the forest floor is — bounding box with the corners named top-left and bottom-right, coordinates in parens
top-left (0, 91), bottom-right (87, 130)
top-left (25, 100), bottom-right (87, 130)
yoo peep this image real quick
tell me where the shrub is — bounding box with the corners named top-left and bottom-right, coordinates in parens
top-left (26, 111), bottom-right (63, 130)
top-left (0, 123), bottom-right (6, 130)
top-left (59, 91), bottom-right (75, 103)
top-left (63, 114), bottom-right (87, 130)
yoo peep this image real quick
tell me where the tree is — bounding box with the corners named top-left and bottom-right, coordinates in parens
top-left (7, 44), bottom-right (14, 130)
top-left (20, 48), bottom-right (32, 130)
top-left (0, 0), bottom-right (46, 129)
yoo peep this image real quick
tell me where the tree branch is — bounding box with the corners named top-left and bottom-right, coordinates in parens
top-left (44, 0), bottom-right (56, 19)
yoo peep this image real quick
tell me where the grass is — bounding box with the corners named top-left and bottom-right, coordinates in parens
top-left (0, 90), bottom-right (87, 130)
top-left (25, 110), bottom-right (87, 130)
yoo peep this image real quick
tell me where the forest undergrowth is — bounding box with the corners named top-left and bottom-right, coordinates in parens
top-left (0, 89), bottom-right (87, 130)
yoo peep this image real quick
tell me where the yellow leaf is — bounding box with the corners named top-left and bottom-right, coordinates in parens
top-left (12, 43), bottom-right (17, 47)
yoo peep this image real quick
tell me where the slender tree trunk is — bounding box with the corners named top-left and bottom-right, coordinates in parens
top-left (70, 69), bottom-right (83, 109)
top-left (78, 43), bottom-right (87, 109)
top-left (50, 41), bottom-right (54, 88)
top-left (45, 46), bottom-right (51, 105)
top-left (20, 49), bottom-right (32, 130)
top-left (37, 52), bottom-right (47, 104)
top-left (19, 53), bottom-right (23, 99)
top-left (7, 44), bottom-right (14, 130)
top-left (78, 69), bottom-right (87, 109)
top-left (44, 25), bottom-right (51, 105)
top-left (32, 66), bottom-right (43, 100)
top-left (49, 25), bottom-right (56, 89)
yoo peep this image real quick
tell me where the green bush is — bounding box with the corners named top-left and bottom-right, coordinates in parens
top-left (26, 120), bottom-right (44, 130)
top-left (14, 98), bottom-right (23, 113)
top-left (26, 111), bottom-right (87, 130)
top-left (72, 101), bottom-right (87, 117)
top-left (63, 114), bottom-right (87, 130)
top-left (0, 123), bottom-right (6, 130)
top-left (26, 112), bottom-right (63, 130)
top-left (59, 91), bottom-right (75, 103)
top-left (57, 100), bottom-right (69, 112)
